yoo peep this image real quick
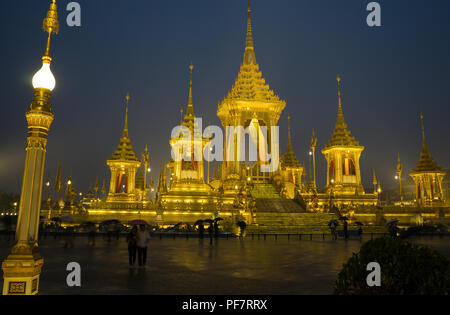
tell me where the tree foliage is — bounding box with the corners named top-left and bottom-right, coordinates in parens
top-left (334, 237), bottom-right (450, 295)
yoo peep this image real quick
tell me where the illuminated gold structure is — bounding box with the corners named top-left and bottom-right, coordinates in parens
top-left (136, 145), bottom-right (150, 201)
top-left (217, 1), bottom-right (285, 179)
top-left (279, 115), bottom-right (304, 198)
top-left (318, 75), bottom-right (377, 207)
top-left (106, 93), bottom-right (142, 203)
top-left (2, 0), bottom-right (59, 295)
top-left (410, 114), bottom-right (446, 206)
top-left (161, 63), bottom-right (220, 214)
top-left (323, 76), bottom-right (364, 195)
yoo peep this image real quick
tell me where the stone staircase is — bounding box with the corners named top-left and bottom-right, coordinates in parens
top-left (255, 198), bottom-right (305, 213)
top-left (251, 183), bottom-right (281, 199)
top-left (250, 212), bottom-right (339, 234)
top-left (248, 183), bottom-right (339, 233)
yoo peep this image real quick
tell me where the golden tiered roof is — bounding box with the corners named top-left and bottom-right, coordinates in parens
top-left (413, 114), bottom-right (442, 173)
top-left (110, 93), bottom-right (139, 162)
top-left (324, 76), bottom-right (360, 149)
top-left (217, 1), bottom-right (285, 119)
top-left (281, 115), bottom-right (301, 168)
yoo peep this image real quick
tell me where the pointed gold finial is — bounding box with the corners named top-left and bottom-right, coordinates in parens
top-left (246, 0), bottom-right (253, 48)
top-left (188, 62), bottom-right (194, 107)
top-left (420, 113), bottom-right (429, 152)
top-left (243, 0), bottom-right (256, 65)
top-left (287, 115), bottom-right (292, 145)
top-left (373, 169), bottom-right (377, 186)
top-left (311, 128), bottom-right (317, 149)
top-left (336, 75), bottom-right (345, 124)
top-left (42, 0), bottom-right (59, 62)
top-left (123, 93), bottom-right (130, 138)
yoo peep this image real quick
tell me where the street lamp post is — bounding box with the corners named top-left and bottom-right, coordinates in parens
top-left (2, 0), bottom-right (59, 295)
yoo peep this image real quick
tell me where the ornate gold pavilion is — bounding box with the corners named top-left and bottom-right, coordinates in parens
top-left (40, 1), bottom-right (447, 227)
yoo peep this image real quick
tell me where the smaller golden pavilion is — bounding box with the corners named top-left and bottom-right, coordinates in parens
top-left (279, 115), bottom-right (304, 198)
top-left (410, 114), bottom-right (446, 206)
top-left (160, 63), bottom-right (220, 215)
top-left (302, 75), bottom-right (378, 209)
top-left (106, 93), bottom-right (142, 204)
top-left (322, 76), bottom-right (365, 196)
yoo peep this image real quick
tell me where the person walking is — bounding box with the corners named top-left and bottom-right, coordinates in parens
top-left (127, 226), bottom-right (138, 267)
top-left (63, 226), bottom-right (75, 248)
top-left (136, 225), bottom-right (151, 267)
top-left (329, 222), bottom-right (338, 241)
top-left (207, 223), bottom-right (214, 245)
top-left (198, 222), bottom-right (205, 239)
top-left (213, 221), bottom-right (220, 239)
top-left (343, 220), bottom-right (348, 240)
top-left (88, 224), bottom-right (96, 246)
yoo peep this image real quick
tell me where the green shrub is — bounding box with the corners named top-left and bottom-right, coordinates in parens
top-left (334, 237), bottom-right (450, 295)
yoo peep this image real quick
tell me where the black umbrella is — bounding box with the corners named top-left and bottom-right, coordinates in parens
top-left (339, 216), bottom-right (349, 221)
top-left (328, 220), bottom-right (339, 227)
top-left (194, 220), bottom-right (204, 226)
top-left (355, 222), bottom-right (364, 226)
top-left (214, 217), bottom-right (224, 222)
top-left (203, 219), bottom-right (214, 224)
top-left (101, 219), bottom-right (120, 225)
top-left (386, 219), bottom-right (399, 226)
top-left (236, 221), bottom-right (247, 228)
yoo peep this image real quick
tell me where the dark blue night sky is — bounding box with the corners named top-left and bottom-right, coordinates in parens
top-left (1, 0), bottom-right (449, 193)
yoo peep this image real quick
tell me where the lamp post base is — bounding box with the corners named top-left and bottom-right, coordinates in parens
top-left (2, 242), bottom-right (44, 295)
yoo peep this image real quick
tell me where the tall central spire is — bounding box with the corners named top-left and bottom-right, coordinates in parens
top-left (187, 62), bottom-right (194, 116)
top-left (413, 113), bottom-right (440, 172)
top-left (420, 113), bottom-right (428, 152)
top-left (324, 75), bottom-right (359, 148)
top-left (243, 0), bottom-right (256, 65)
top-left (287, 115), bottom-right (293, 149)
top-left (336, 75), bottom-right (345, 125)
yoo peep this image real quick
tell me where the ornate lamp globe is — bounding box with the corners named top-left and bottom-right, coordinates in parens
top-left (32, 59), bottom-right (56, 91)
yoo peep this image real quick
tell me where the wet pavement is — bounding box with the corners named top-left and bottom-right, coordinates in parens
top-left (0, 234), bottom-right (449, 295)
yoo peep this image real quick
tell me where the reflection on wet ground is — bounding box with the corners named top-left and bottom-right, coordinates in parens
top-left (0, 235), bottom-right (448, 295)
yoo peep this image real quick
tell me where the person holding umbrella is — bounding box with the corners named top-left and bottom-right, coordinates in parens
top-left (386, 219), bottom-right (400, 238)
top-left (126, 226), bottom-right (138, 267)
top-left (213, 218), bottom-right (223, 239)
top-left (339, 216), bottom-right (349, 240)
top-left (355, 222), bottom-right (364, 239)
top-left (194, 220), bottom-right (205, 239)
top-left (328, 220), bottom-right (338, 240)
top-left (203, 219), bottom-right (214, 245)
top-left (237, 221), bottom-right (247, 238)
top-left (136, 224), bottom-right (151, 267)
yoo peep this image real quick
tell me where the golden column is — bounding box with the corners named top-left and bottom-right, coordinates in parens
top-left (2, 0), bottom-right (59, 295)
top-left (142, 145), bottom-right (150, 200)
top-left (396, 154), bottom-right (404, 202)
top-left (310, 129), bottom-right (317, 190)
